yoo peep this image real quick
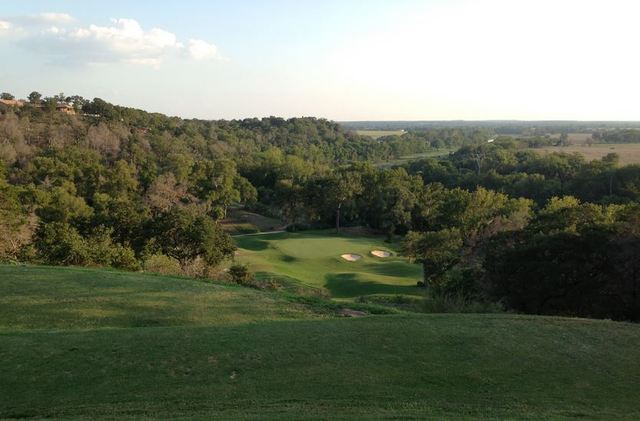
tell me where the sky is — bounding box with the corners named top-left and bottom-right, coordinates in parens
top-left (1, 0), bottom-right (639, 121)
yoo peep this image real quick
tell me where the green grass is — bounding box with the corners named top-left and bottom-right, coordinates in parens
top-left (234, 230), bottom-right (423, 298)
top-left (0, 265), bottom-right (324, 331)
top-left (3, 265), bottom-right (640, 419)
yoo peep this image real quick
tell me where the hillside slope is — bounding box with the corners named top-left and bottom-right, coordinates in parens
top-left (2, 265), bottom-right (640, 419)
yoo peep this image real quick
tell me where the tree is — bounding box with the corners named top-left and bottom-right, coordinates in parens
top-left (42, 97), bottom-right (57, 113)
top-left (151, 206), bottom-right (235, 267)
top-left (28, 91), bottom-right (42, 104)
top-left (402, 228), bottom-right (463, 288)
top-left (0, 166), bottom-right (32, 260)
top-left (1, 92), bottom-right (15, 100)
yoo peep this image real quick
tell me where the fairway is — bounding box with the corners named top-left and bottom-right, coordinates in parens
top-left (234, 230), bottom-right (422, 298)
top-left (2, 265), bottom-right (640, 419)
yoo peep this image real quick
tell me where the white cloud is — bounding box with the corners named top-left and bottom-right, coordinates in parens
top-left (3, 14), bottom-right (220, 66)
top-left (0, 20), bottom-right (11, 32)
top-left (188, 39), bottom-right (217, 61)
top-left (12, 12), bottom-right (74, 26)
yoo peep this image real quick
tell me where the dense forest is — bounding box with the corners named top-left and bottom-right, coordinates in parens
top-left (2, 93), bottom-right (640, 321)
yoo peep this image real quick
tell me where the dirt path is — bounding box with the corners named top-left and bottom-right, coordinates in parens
top-left (232, 230), bottom-right (286, 238)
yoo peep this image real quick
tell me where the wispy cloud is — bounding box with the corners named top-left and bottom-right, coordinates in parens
top-left (1, 13), bottom-right (222, 66)
top-left (12, 12), bottom-right (75, 26)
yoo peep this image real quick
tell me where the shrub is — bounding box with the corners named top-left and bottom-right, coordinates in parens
top-left (424, 290), bottom-right (504, 314)
top-left (143, 253), bottom-right (182, 276)
top-left (228, 263), bottom-right (254, 286)
top-left (109, 246), bottom-right (141, 271)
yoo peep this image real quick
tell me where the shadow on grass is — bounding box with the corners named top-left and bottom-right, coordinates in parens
top-left (325, 273), bottom-right (420, 298)
top-left (235, 237), bottom-right (270, 251)
top-left (361, 261), bottom-right (421, 278)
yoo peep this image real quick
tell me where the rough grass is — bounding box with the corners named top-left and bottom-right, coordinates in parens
top-left (234, 230), bottom-right (423, 298)
top-left (2, 265), bottom-right (640, 419)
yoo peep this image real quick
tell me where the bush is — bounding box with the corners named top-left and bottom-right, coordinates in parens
top-left (109, 246), bottom-right (141, 271)
top-left (424, 290), bottom-right (504, 314)
top-left (34, 222), bottom-right (90, 265)
top-left (228, 263), bottom-right (254, 286)
top-left (143, 253), bottom-right (182, 276)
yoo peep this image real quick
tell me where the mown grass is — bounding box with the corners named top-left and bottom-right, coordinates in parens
top-left (0, 265), bottom-right (324, 331)
top-left (3, 265), bottom-right (640, 419)
top-left (234, 230), bottom-right (423, 298)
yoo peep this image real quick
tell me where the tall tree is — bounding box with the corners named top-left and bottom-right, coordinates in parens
top-left (402, 228), bottom-right (463, 288)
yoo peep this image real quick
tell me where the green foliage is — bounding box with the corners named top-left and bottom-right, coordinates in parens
top-left (484, 202), bottom-right (640, 320)
top-left (423, 289), bottom-right (504, 314)
top-left (228, 263), bottom-right (254, 286)
top-left (143, 253), bottom-right (183, 276)
top-left (151, 206), bottom-right (236, 266)
top-left (27, 91), bottom-right (41, 104)
top-left (403, 228), bottom-right (463, 287)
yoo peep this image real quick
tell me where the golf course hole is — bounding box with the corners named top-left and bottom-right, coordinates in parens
top-left (341, 253), bottom-right (362, 262)
top-left (371, 250), bottom-right (391, 258)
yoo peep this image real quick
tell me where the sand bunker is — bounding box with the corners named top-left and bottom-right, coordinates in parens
top-left (371, 250), bottom-right (391, 258)
top-left (341, 253), bottom-right (362, 262)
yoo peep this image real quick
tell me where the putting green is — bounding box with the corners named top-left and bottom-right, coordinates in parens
top-left (234, 230), bottom-right (422, 298)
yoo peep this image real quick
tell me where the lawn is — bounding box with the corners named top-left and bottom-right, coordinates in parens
top-left (2, 265), bottom-right (640, 419)
top-left (234, 230), bottom-right (423, 298)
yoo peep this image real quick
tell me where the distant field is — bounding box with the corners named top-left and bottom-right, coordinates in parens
top-left (547, 132), bottom-right (594, 144)
top-left (377, 148), bottom-right (455, 167)
top-left (530, 143), bottom-right (640, 165)
top-left (356, 129), bottom-right (406, 139)
top-left (235, 230), bottom-right (422, 298)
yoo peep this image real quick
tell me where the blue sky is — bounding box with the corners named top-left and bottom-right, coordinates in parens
top-left (1, 0), bottom-right (639, 120)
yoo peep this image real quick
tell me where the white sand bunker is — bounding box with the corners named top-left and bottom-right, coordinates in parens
top-left (341, 253), bottom-right (362, 262)
top-left (371, 250), bottom-right (391, 258)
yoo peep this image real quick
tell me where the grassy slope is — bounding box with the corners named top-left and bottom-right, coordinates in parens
top-left (2, 265), bottom-right (640, 419)
top-left (0, 265), bottom-right (323, 330)
top-left (235, 230), bottom-right (422, 298)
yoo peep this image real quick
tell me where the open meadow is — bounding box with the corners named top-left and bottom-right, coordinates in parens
top-left (2, 265), bottom-right (640, 419)
top-left (529, 143), bottom-right (640, 165)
